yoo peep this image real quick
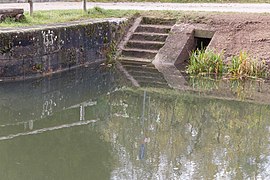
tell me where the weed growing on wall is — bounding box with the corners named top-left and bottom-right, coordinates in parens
top-left (105, 40), bottom-right (117, 64)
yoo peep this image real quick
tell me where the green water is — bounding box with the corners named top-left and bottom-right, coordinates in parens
top-left (0, 66), bottom-right (270, 179)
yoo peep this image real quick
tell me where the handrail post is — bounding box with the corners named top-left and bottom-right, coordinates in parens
top-left (83, 0), bottom-right (87, 12)
top-left (28, 0), bottom-right (33, 16)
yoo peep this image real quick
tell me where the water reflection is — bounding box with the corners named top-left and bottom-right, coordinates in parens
top-left (0, 66), bottom-right (270, 179)
top-left (188, 76), bottom-right (268, 102)
top-left (104, 89), bottom-right (270, 179)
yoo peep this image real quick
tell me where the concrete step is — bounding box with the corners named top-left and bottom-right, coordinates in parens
top-left (128, 69), bottom-right (165, 78)
top-left (123, 64), bottom-right (159, 73)
top-left (139, 80), bottom-right (170, 88)
top-left (122, 62), bottom-right (155, 68)
top-left (118, 56), bottom-right (152, 63)
top-left (121, 61), bottom-right (153, 67)
top-left (122, 48), bottom-right (158, 59)
top-left (126, 40), bottom-right (165, 50)
top-left (133, 74), bottom-right (167, 83)
top-left (131, 32), bottom-right (168, 42)
top-left (141, 17), bottom-right (176, 26)
top-left (136, 24), bottom-right (172, 34)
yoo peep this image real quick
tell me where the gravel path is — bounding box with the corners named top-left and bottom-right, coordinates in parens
top-left (1, 2), bottom-right (270, 13)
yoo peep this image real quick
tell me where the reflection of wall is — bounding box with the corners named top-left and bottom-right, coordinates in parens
top-left (0, 65), bottom-right (118, 125)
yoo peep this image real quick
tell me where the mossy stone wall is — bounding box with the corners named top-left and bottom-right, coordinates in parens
top-left (0, 19), bottom-right (126, 80)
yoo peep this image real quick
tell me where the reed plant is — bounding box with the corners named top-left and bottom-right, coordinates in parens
top-left (186, 49), bottom-right (225, 75)
top-left (186, 50), bottom-right (269, 79)
top-left (228, 52), bottom-right (268, 79)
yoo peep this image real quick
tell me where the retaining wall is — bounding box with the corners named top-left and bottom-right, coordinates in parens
top-left (0, 18), bottom-right (127, 80)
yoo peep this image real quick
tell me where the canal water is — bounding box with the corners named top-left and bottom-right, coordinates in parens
top-left (0, 65), bottom-right (270, 179)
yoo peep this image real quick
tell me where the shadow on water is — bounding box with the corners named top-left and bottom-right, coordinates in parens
top-left (1, 65), bottom-right (270, 179)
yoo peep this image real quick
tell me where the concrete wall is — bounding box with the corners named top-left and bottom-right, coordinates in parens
top-left (0, 18), bottom-right (127, 80)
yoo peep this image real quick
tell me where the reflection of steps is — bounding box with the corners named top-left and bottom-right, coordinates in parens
top-left (118, 17), bottom-right (176, 88)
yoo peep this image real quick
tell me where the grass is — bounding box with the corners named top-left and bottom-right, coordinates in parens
top-left (228, 51), bottom-right (268, 79)
top-left (87, 0), bottom-right (270, 3)
top-left (186, 49), bottom-right (225, 75)
top-left (0, 8), bottom-right (208, 27)
top-left (186, 50), bottom-right (269, 79)
top-left (0, 8), bottom-right (138, 27)
top-left (43, 0), bottom-right (270, 2)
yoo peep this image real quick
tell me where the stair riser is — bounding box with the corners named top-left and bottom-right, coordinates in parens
top-left (141, 17), bottom-right (176, 26)
top-left (126, 41), bottom-right (164, 50)
top-left (120, 60), bottom-right (153, 66)
top-left (122, 50), bottom-right (157, 59)
top-left (123, 65), bottom-right (159, 73)
top-left (136, 26), bottom-right (171, 34)
top-left (139, 82), bottom-right (169, 88)
top-left (128, 70), bottom-right (165, 79)
top-left (131, 34), bottom-right (168, 42)
top-left (133, 76), bottom-right (167, 83)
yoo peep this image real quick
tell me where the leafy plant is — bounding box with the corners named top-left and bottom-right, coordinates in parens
top-left (105, 40), bottom-right (117, 64)
top-left (187, 50), bottom-right (268, 80)
top-left (186, 49), bottom-right (225, 75)
top-left (228, 52), bottom-right (268, 79)
top-left (92, 6), bottom-right (105, 14)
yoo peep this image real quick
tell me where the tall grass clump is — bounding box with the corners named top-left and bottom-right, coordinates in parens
top-left (186, 49), bottom-right (225, 75)
top-left (228, 52), bottom-right (268, 79)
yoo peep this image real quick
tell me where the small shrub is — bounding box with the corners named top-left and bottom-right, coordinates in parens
top-left (93, 6), bottom-right (105, 14)
top-left (105, 40), bottom-right (117, 64)
top-left (228, 52), bottom-right (268, 79)
top-left (186, 49), bottom-right (225, 75)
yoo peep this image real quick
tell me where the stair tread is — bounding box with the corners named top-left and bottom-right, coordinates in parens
top-left (139, 24), bottom-right (172, 29)
top-left (122, 48), bottom-right (158, 53)
top-left (133, 75), bottom-right (167, 81)
top-left (123, 64), bottom-right (156, 69)
top-left (128, 69), bottom-right (162, 75)
top-left (118, 56), bottom-right (152, 63)
top-left (133, 32), bottom-right (169, 36)
top-left (128, 40), bottom-right (165, 45)
top-left (139, 80), bottom-right (168, 85)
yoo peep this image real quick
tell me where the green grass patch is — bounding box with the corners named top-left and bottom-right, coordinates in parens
top-left (65, 0), bottom-right (270, 2)
top-left (186, 49), bottom-right (225, 75)
top-left (0, 8), bottom-right (208, 27)
top-left (186, 50), bottom-right (269, 79)
top-left (0, 8), bottom-right (138, 27)
top-left (87, 0), bottom-right (270, 3)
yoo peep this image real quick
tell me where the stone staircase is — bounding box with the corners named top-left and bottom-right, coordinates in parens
top-left (118, 17), bottom-right (176, 88)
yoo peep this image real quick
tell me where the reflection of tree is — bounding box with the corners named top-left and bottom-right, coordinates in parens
top-left (99, 88), bottom-right (270, 179)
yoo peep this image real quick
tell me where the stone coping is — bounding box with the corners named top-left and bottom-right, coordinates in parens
top-left (0, 18), bottom-right (127, 33)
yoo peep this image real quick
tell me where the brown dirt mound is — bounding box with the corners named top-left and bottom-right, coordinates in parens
top-left (185, 13), bottom-right (270, 64)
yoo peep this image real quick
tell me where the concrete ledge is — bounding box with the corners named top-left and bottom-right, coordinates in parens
top-left (153, 23), bottom-right (217, 90)
top-left (154, 24), bottom-right (195, 66)
top-left (153, 24), bottom-right (196, 90)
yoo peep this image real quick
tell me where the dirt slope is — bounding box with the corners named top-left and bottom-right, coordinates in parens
top-left (187, 13), bottom-right (270, 64)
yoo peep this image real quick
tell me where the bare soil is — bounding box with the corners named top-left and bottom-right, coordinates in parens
top-left (186, 13), bottom-right (270, 64)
